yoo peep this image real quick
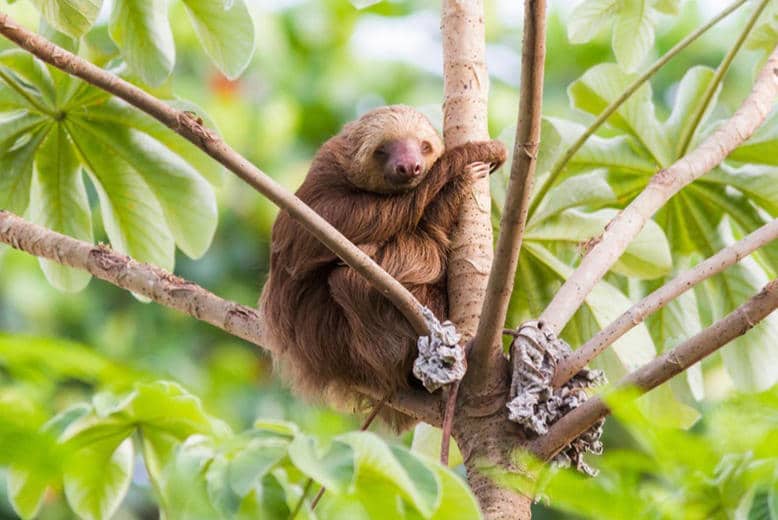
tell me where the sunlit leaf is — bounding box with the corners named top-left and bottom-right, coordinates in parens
top-left (63, 437), bottom-right (134, 520)
top-left (109, 0), bottom-right (176, 86)
top-left (30, 124), bottom-right (93, 292)
top-left (31, 0), bottom-right (103, 38)
top-left (181, 0), bottom-right (256, 79)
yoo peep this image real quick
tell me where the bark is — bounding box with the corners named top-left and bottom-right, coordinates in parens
top-left (0, 13), bottom-right (430, 336)
top-left (441, 1), bottom-right (535, 516)
top-left (553, 218), bottom-right (778, 387)
top-left (538, 45), bottom-right (778, 334)
top-left (469, 0), bottom-right (547, 397)
top-left (531, 278), bottom-right (778, 460)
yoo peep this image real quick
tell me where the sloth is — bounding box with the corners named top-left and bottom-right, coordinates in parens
top-left (260, 105), bottom-right (506, 429)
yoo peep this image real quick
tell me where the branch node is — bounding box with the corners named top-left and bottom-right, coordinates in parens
top-left (506, 320), bottom-right (605, 476)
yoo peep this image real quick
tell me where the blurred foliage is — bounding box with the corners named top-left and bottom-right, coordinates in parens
top-left (0, 0), bottom-right (776, 518)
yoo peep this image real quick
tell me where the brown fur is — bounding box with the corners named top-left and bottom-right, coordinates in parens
top-left (259, 105), bottom-right (506, 430)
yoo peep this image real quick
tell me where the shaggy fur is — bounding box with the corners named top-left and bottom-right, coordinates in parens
top-left (260, 105), bottom-right (506, 429)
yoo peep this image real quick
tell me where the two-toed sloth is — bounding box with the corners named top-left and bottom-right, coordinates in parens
top-left (260, 105), bottom-right (506, 429)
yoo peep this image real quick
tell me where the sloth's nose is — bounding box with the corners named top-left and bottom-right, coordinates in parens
top-left (396, 162), bottom-right (422, 178)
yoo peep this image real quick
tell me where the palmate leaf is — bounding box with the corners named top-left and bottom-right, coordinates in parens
top-left (0, 51), bottom-right (220, 291)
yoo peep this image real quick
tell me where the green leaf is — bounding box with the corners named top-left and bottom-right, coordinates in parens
top-left (7, 467), bottom-right (47, 519)
top-left (63, 437), bottom-right (134, 520)
top-left (706, 264), bottom-right (778, 392)
top-left (0, 124), bottom-right (50, 215)
top-left (109, 0), bottom-right (176, 86)
top-left (66, 118), bottom-right (174, 269)
top-left (427, 461), bottom-right (481, 520)
top-left (0, 50), bottom-right (57, 108)
top-left (568, 63), bottom-right (670, 166)
top-left (78, 98), bottom-right (224, 186)
top-left (158, 435), bottom-right (222, 520)
top-left (530, 169), bottom-right (615, 226)
top-left (31, 0), bottom-right (103, 38)
top-left (67, 115), bottom-right (217, 260)
top-left (728, 111), bottom-right (778, 170)
top-left (612, 0), bottom-right (655, 72)
top-left (410, 423), bottom-right (463, 468)
top-left (182, 0), bottom-right (256, 79)
top-left (746, 2), bottom-right (778, 58)
top-left (288, 435), bottom-right (355, 494)
top-left (527, 209), bottom-right (672, 279)
top-left (652, 0), bottom-right (679, 15)
top-left (568, 0), bottom-right (617, 44)
top-left (30, 124), bottom-right (93, 292)
top-left (664, 66), bottom-right (718, 158)
top-left (338, 432), bottom-right (438, 517)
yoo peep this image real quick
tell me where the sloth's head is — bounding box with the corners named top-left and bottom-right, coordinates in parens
top-left (342, 105), bottom-right (444, 193)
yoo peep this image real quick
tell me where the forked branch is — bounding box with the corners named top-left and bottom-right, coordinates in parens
top-left (531, 277), bottom-right (778, 460)
top-left (0, 13), bottom-right (430, 336)
top-left (553, 218), bottom-right (778, 387)
top-left (538, 46), bottom-right (778, 334)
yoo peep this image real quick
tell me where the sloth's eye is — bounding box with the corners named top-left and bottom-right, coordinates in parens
top-left (421, 141), bottom-right (433, 154)
top-left (374, 146), bottom-right (388, 158)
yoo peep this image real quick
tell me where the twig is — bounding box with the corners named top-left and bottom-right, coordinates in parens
top-left (0, 12), bottom-right (429, 336)
top-left (538, 46), bottom-right (778, 334)
top-left (527, 0), bottom-right (748, 216)
top-left (468, 0), bottom-right (547, 396)
top-left (531, 278), bottom-right (778, 460)
top-left (553, 218), bottom-right (778, 387)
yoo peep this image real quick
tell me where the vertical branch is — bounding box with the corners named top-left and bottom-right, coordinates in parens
top-left (442, 0), bottom-right (492, 344)
top-left (468, 0), bottom-right (547, 396)
top-left (441, 2), bottom-right (533, 518)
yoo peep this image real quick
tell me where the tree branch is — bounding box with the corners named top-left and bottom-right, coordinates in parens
top-left (0, 210), bottom-right (441, 425)
top-left (553, 218), bottom-right (778, 387)
top-left (531, 277), bottom-right (778, 460)
top-left (0, 13), bottom-right (431, 336)
top-left (0, 211), bottom-right (269, 349)
top-left (468, 0), bottom-right (547, 397)
top-left (527, 0), bottom-right (747, 217)
top-left (538, 45), bottom-right (778, 335)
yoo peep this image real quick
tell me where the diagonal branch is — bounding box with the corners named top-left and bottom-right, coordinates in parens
top-left (538, 46), bottom-right (778, 335)
top-left (531, 277), bottom-right (778, 460)
top-left (553, 218), bottom-right (778, 387)
top-left (0, 13), bottom-right (430, 336)
top-left (0, 210), bottom-right (441, 425)
top-left (468, 0), bottom-right (547, 396)
top-left (527, 0), bottom-right (747, 217)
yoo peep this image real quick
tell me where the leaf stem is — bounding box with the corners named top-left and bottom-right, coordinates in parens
top-left (528, 0), bottom-right (748, 219)
top-left (676, 0), bottom-right (771, 157)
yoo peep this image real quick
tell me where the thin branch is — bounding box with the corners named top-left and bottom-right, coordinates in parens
top-left (538, 46), bottom-right (778, 335)
top-left (677, 0), bottom-right (770, 157)
top-left (0, 210), bottom-right (441, 424)
top-left (0, 13), bottom-right (430, 336)
top-left (531, 277), bottom-right (778, 460)
top-left (527, 0), bottom-right (747, 217)
top-left (468, 0), bottom-right (547, 396)
top-left (0, 211), bottom-right (269, 349)
top-left (553, 218), bottom-right (778, 387)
